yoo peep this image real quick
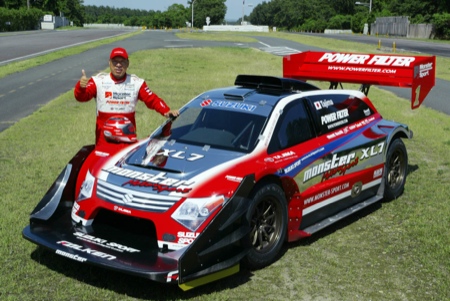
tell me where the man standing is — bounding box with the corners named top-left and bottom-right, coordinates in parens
top-left (74, 47), bottom-right (179, 146)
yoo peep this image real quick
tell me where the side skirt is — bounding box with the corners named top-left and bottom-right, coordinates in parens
top-left (302, 194), bottom-right (383, 235)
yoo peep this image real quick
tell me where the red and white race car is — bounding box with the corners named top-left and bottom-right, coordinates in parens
top-left (23, 51), bottom-right (435, 290)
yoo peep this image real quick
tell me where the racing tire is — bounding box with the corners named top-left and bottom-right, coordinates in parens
top-left (384, 138), bottom-right (408, 201)
top-left (242, 183), bottom-right (288, 270)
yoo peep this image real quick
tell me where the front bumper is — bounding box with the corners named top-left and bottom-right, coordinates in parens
top-left (23, 207), bottom-right (181, 284)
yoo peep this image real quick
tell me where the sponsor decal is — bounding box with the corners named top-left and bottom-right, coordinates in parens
top-left (321, 109), bottom-right (349, 127)
top-left (105, 91), bottom-right (113, 99)
top-left (225, 175), bottom-right (243, 182)
top-left (303, 142), bottom-right (385, 183)
top-left (303, 153), bottom-right (357, 182)
top-left (123, 179), bottom-right (192, 193)
top-left (95, 150), bottom-right (110, 157)
top-left (201, 99), bottom-right (212, 107)
top-left (320, 154), bottom-right (359, 182)
top-left (103, 166), bottom-right (194, 193)
top-left (177, 231), bottom-right (200, 244)
top-left (373, 167), bottom-right (383, 178)
top-left (57, 241), bottom-right (117, 260)
top-left (328, 65), bottom-right (397, 74)
top-left (211, 100), bottom-right (257, 112)
top-left (105, 100), bottom-right (131, 105)
top-left (327, 118), bottom-right (348, 130)
top-left (265, 150), bottom-right (297, 163)
top-left (326, 116), bottom-right (376, 139)
top-left (166, 271), bottom-right (179, 283)
top-left (56, 249), bottom-right (87, 263)
top-left (113, 92), bottom-right (132, 99)
top-left (304, 182), bottom-right (350, 206)
top-left (303, 152), bottom-right (357, 182)
top-left (114, 205), bottom-right (132, 214)
top-left (318, 53), bottom-right (416, 67)
top-left (74, 232), bottom-right (140, 253)
top-left (314, 99), bottom-right (334, 110)
top-left (417, 62), bottom-right (433, 78)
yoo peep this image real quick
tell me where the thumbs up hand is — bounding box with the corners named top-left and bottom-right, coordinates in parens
top-left (80, 69), bottom-right (89, 88)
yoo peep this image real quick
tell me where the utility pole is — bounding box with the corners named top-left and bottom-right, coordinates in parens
top-left (242, 0), bottom-right (245, 24)
top-left (191, 0), bottom-right (195, 28)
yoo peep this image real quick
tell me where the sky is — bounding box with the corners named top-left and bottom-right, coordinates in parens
top-left (82, 0), bottom-right (266, 21)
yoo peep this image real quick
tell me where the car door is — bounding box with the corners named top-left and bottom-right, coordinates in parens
top-left (296, 93), bottom-right (386, 229)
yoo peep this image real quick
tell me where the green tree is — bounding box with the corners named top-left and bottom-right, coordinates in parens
top-left (350, 12), bottom-right (369, 33)
top-left (432, 12), bottom-right (450, 39)
top-left (328, 14), bottom-right (352, 30)
top-left (189, 0), bottom-right (226, 28)
top-left (165, 4), bottom-right (188, 28)
top-left (387, 0), bottom-right (443, 23)
top-left (0, 7), bottom-right (43, 31)
top-left (329, 0), bottom-right (356, 14)
top-left (60, 0), bottom-right (84, 26)
top-left (1, 0), bottom-right (27, 9)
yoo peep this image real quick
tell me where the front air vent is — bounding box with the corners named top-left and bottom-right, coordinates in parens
top-left (223, 88), bottom-right (254, 100)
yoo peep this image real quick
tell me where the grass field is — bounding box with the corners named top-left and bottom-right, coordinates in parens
top-left (0, 32), bottom-right (449, 301)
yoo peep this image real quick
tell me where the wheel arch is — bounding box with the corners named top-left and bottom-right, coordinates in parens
top-left (251, 175), bottom-right (283, 194)
top-left (384, 125), bottom-right (412, 156)
top-left (377, 127), bottom-right (410, 199)
top-left (251, 175), bottom-right (299, 210)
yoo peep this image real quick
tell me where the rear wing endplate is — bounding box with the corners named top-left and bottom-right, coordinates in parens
top-left (283, 51), bottom-right (436, 109)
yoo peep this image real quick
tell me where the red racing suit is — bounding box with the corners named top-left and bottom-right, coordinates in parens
top-left (74, 72), bottom-right (170, 147)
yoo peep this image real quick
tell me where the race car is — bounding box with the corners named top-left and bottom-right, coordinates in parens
top-left (23, 51), bottom-right (435, 291)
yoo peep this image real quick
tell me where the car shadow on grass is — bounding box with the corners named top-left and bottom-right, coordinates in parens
top-left (406, 163), bottom-right (419, 177)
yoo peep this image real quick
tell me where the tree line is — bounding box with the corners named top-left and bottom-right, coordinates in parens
top-left (248, 0), bottom-right (450, 39)
top-left (1, 0), bottom-right (449, 39)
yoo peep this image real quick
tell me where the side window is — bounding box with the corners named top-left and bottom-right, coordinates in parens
top-left (268, 100), bottom-right (314, 154)
top-left (307, 94), bottom-right (374, 135)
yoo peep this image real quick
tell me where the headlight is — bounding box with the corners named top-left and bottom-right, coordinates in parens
top-left (77, 170), bottom-right (95, 200)
top-left (171, 196), bottom-right (224, 231)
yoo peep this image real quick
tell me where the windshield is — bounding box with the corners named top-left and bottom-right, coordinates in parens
top-left (153, 107), bottom-right (267, 153)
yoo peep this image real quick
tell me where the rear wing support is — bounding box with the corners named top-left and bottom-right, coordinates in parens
top-left (330, 81), bottom-right (370, 96)
top-left (359, 84), bottom-right (371, 96)
top-left (283, 51), bottom-right (436, 109)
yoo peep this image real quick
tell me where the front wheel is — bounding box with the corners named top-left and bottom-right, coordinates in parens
top-left (384, 138), bottom-right (408, 201)
top-left (242, 183), bottom-right (288, 270)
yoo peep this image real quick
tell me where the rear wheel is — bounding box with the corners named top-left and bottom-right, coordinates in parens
top-left (384, 138), bottom-right (408, 201)
top-left (243, 183), bottom-right (288, 270)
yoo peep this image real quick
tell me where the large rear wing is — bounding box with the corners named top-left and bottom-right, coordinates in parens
top-left (283, 51), bottom-right (436, 109)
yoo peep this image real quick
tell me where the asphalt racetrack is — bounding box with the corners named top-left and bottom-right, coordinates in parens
top-left (0, 29), bottom-right (449, 133)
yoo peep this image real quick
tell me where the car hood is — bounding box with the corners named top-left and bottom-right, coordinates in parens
top-left (98, 137), bottom-right (246, 196)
